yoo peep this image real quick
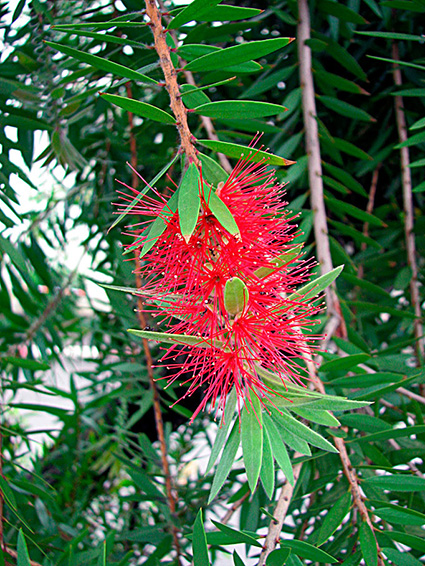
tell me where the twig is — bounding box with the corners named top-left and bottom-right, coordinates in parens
top-left (358, 165), bottom-right (380, 279)
top-left (220, 491), bottom-right (250, 525)
top-left (156, 0), bottom-right (232, 174)
top-left (145, 0), bottom-right (199, 166)
top-left (125, 81), bottom-right (182, 565)
top-left (257, 462), bottom-right (303, 566)
top-left (396, 386), bottom-right (425, 406)
top-left (392, 42), bottom-right (424, 367)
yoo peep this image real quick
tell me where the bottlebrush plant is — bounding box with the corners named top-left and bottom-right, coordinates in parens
top-left (108, 145), bottom-right (364, 503)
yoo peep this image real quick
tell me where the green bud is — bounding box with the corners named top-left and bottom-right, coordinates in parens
top-left (224, 277), bottom-right (249, 316)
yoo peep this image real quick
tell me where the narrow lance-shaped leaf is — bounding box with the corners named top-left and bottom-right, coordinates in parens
top-left (263, 413), bottom-right (294, 485)
top-left (194, 100), bottom-right (287, 120)
top-left (178, 162), bottom-right (201, 241)
top-left (315, 492), bottom-right (351, 546)
top-left (168, 0), bottom-right (222, 29)
top-left (241, 392), bottom-right (263, 493)
top-left (266, 548), bottom-right (292, 566)
top-left (17, 530), bottom-right (31, 566)
top-left (206, 387), bottom-right (237, 473)
top-left (359, 521), bottom-right (378, 566)
top-left (185, 37), bottom-right (295, 72)
top-left (198, 139), bottom-right (295, 166)
top-left (260, 424), bottom-right (275, 499)
top-left (203, 184), bottom-right (240, 236)
top-left (110, 153), bottom-right (179, 231)
top-left (127, 329), bottom-right (223, 349)
top-left (208, 420), bottom-right (240, 504)
top-left (44, 41), bottom-right (158, 84)
top-left (286, 265), bottom-right (343, 303)
top-left (100, 93), bottom-right (176, 124)
top-left (193, 510), bottom-right (210, 566)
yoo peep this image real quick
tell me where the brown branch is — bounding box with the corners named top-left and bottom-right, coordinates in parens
top-left (257, 462), bottom-right (303, 566)
top-left (391, 42), bottom-right (424, 366)
top-left (145, 0), bottom-right (199, 166)
top-left (220, 491), bottom-right (250, 525)
top-left (125, 82), bottom-right (182, 564)
top-left (156, 0), bottom-right (232, 174)
top-left (358, 165), bottom-right (380, 279)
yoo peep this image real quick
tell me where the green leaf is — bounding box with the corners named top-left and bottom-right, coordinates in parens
top-left (383, 531), bottom-right (425, 553)
top-left (277, 410), bottom-right (338, 453)
top-left (290, 407), bottom-right (340, 427)
top-left (267, 548), bottom-right (292, 566)
top-left (318, 0), bottom-right (368, 23)
top-left (168, 0), bottom-right (222, 29)
top-left (233, 551), bottom-right (245, 566)
top-left (286, 265), bottom-right (343, 303)
top-left (254, 246), bottom-right (303, 279)
top-left (171, 5), bottom-right (262, 22)
top-left (211, 521), bottom-right (262, 548)
top-left (319, 96), bottom-right (375, 122)
top-left (53, 21), bottom-right (149, 29)
top-left (367, 55), bottom-right (425, 72)
top-left (315, 70), bottom-right (369, 95)
top-left (380, 0), bottom-right (425, 12)
top-left (177, 44), bottom-right (262, 73)
top-left (198, 140), bottom-right (295, 166)
top-left (281, 540), bottom-right (338, 563)
top-left (1, 356), bottom-right (50, 370)
top-left (352, 424), bottom-right (425, 443)
top-left (322, 163), bottom-right (368, 197)
top-left (373, 506), bottom-right (425, 526)
top-left (382, 548), bottom-right (423, 566)
top-left (132, 190), bottom-right (179, 257)
top-left (49, 28), bottom-right (150, 48)
top-left (355, 31), bottom-right (424, 40)
top-left (320, 354), bottom-right (371, 373)
top-left (178, 163), bottom-right (201, 241)
top-left (17, 530), bottom-right (31, 566)
top-left (206, 388), bottom-right (237, 473)
top-left (109, 153), bottom-right (179, 231)
top-left (193, 510), bottom-right (210, 566)
top-left (332, 138), bottom-right (373, 160)
top-left (359, 522), bottom-right (377, 566)
top-left (194, 101), bottom-right (286, 120)
top-left (316, 492), bottom-right (351, 546)
top-left (185, 38), bottom-right (295, 72)
top-left (203, 185), bottom-right (240, 236)
top-left (241, 393), bottom-right (263, 492)
top-left (100, 93), bottom-right (176, 124)
top-left (44, 41), bottom-right (157, 84)
top-left (208, 420), bottom-right (240, 503)
top-left (260, 424), bottom-right (275, 499)
top-left (326, 196), bottom-right (384, 226)
top-left (395, 130), bottom-right (425, 148)
top-left (127, 329), bottom-right (221, 348)
top-left (263, 414), bottom-right (294, 484)
top-left (0, 476), bottom-right (17, 510)
top-left (198, 153), bottom-right (228, 184)
top-left (363, 474), bottom-right (425, 492)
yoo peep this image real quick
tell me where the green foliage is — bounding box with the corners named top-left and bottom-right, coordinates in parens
top-left (0, 0), bottom-right (424, 565)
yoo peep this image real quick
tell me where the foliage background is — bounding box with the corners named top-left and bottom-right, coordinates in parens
top-left (0, 0), bottom-right (424, 565)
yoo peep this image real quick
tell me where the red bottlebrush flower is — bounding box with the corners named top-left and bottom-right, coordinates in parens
top-left (117, 152), bottom-right (324, 422)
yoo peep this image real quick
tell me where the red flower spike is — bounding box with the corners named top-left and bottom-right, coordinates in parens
top-left (118, 151), bottom-right (324, 422)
